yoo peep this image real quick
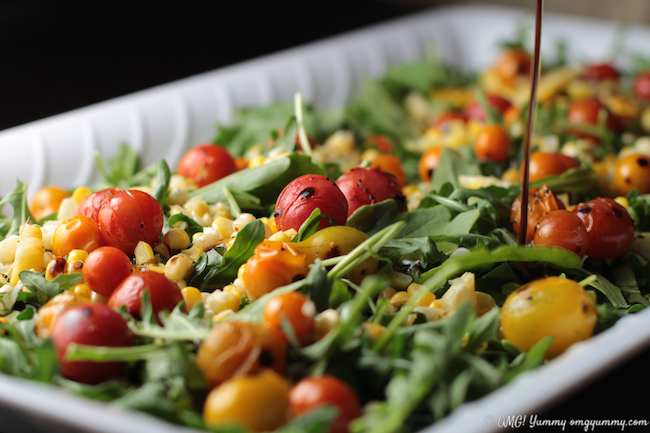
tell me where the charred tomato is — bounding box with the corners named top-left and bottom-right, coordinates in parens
top-left (336, 167), bottom-right (406, 217)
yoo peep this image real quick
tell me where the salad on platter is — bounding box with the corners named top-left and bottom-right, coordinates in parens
top-left (2, 24), bottom-right (650, 433)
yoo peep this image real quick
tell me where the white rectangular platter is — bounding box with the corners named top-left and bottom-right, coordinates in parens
top-left (1, 3), bottom-right (650, 433)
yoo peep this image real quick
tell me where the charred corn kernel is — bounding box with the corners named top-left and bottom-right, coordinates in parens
top-left (72, 186), bottom-right (92, 204)
top-left (416, 292), bottom-right (436, 307)
top-left (181, 245), bottom-right (203, 262)
top-left (362, 322), bottom-right (385, 340)
top-left (10, 226), bottom-right (45, 285)
top-left (45, 258), bottom-right (67, 280)
top-left (164, 254), bottom-right (194, 282)
top-left (212, 216), bottom-right (234, 239)
top-left (212, 309), bottom-right (235, 323)
top-left (269, 230), bottom-right (292, 242)
top-left (147, 262), bottom-right (165, 274)
top-left (284, 228), bottom-right (298, 241)
top-left (184, 196), bottom-right (210, 217)
top-left (192, 229), bottom-right (222, 251)
top-left (387, 271), bottom-right (413, 291)
top-left (379, 288), bottom-right (397, 300)
top-left (0, 235), bottom-right (19, 264)
top-left (67, 249), bottom-right (88, 263)
top-left (501, 168), bottom-right (520, 184)
top-left (181, 286), bottom-right (202, 311)
top-left (206, 290), bottom-right (240, 314)
top-left (153, 242), bottom-right (171, 261)
top-left (163, 227), bottom-right (191, 251)
top-left (614, 196), bottom-right (629, 209)
top-left (167, 188), bottom-right (190, 207)
top-left (389, 291), bottom-right (411, 308)
top-left (232, 213), bottom-right (256, 232)
top-left (314, 308), bottom-right (340, 340)
top-left (248, 155), bottom-right (266, 168)
top-left (135, 241), bottom-right (155, 264)
top-left (413, 306), bottom-right (442, 322)
top-left (71, 283), bottom-right (92, 298)
top-left (65, 260), bottom-right (84, 275)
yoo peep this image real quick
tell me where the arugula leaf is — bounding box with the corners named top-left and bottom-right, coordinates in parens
top-left (294, 208), bottom-right (323, 243)
top-left (379, 237), bottom-right (445, 269)
top-left (150, 159), bottom-right (171, 206)
top-left (19, 270), bottom-right (82, 305)
top-left (94, 143), bottom-right (140, 187)
top-left (0, 180), bottom-right (36, 237)
top-left (167, 213), bottom-right (205, 238)
top-left (431, 150), bottom-right (482, 191)
top-left (504, 336), bottom-right (553, 383)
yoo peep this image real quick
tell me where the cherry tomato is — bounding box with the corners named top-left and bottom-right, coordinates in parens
top-left (51, 303), bottom-right (134, 384)
top-left (431, 111), bottom-right (466, 130)
top-left (532, 210), bottom-right (589, 256)
top-left (500, 276), bottom-right (597, 359)
top-left (196, 321), bottom-right (287, 387)
top-left (336, 167), bottom-right (406, 217)
top-left (465, 95), bottom-right (512, 122)
top-left (30, 186), bottom-right (71, 221)
top-left (370, 154), bottom-right (407, 187)
top-left (51, 215), bottom-right (104, 258)
top-left (107, 270), bottom-right (183, 320)
top-left (83, 246), bottom-right (134, 297)
top-left (418, 147), bottom-right (445, 183)
top-left (274, 175), bottom-right (349, 232)
top-left (262, 291), bottom-right (316, 345)
top-left (632, 72), bottom-right (650, 102)
top-left (289, 375), bottom-right (361, 433)
top-left (474, 124), bottom-right (511, 163)
top-left (97, 189), bottom-right (164, 256)
top-left (34, 290), bottom-right (91, 339)
top-left (77, 187), bottom-right (119, 222)
top-left (511, 185), bottom-right (565, 244)
top-left (572, 197), bottom-right (635, 261)
top-left (567, 98), bottom-right (619, 141)
top-left (363, 134), bottom-right (394, 153)
top-left (242, 241), bottom-right (310, 301)
top-left (613, 153), bottom-right (650, 196)
top-left (494, 48), bottom-right (531, 83)
top-left (203, 369), bottom-right (289, 432)
top-left (523, 151), bottom-right (581, 183)
top-left (177, 144), bottom-right (237, 188)
top-left (582, 62), bottom-right (620, 82)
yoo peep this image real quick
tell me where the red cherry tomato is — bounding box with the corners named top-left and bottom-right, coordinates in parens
top-left (474, 124), bottom-right (511, 163)
top-left (336, 167), bottom-right (406, 217)
top-left (51, 303), bottom-right (134, 384)
top-left (77, 187), bottom-right (119, 222)
top-left (431, 111), bottom-right (466, 130)
top-left (289, 375), bottom-right (361, 433)
top-left (274, 175), bottom-right (348, 232)
top-left (108, 270), bottom-right (183, 320)
top-left (465, 95), bottom-right (512, 122)
top-left (363, 135), bottom-right (394, 153)
top-left (567, 98), bottom-right (619, 141)
top-left (572, 197), bottom-right (635, 261)
top-left (532, 210), bottom-right (589, 256)
top-left (97, 189), bottom-right (164, 256)
top-left (262, 291), bottom-right (316, 345)
top-left (83, 246), bottom-right (134, 297)
top-left (177, 144), bottom-right (238, 188)
top-left (511, 185), bottom-right (566, 244)
top-left (523, 151), bottom-right (581, 183)
top-left (582, 63), bottom-right (620, 82)
top-left (632, 72), bottom-right (650, 102)
top-left (51, 215), bottom-right (104, 258)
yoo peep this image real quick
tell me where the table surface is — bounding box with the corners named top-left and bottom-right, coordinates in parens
top-left (2, 0), bottom-right (649, 431)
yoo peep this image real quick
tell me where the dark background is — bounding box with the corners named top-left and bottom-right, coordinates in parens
top-left (1, 0), bottom-right (648, 431)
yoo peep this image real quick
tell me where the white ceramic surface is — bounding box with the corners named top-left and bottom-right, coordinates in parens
top-left (1, 3), bottom-right (650, 433)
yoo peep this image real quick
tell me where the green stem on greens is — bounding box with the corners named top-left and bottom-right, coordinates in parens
top-left (294, 93), bottom-right (313, 158)
top-left (223, 185), bottom-right (242, 219)
top-left (66, 343), bottom-right (163, 362)
top-left (578, 274), bottom-right (598, 288)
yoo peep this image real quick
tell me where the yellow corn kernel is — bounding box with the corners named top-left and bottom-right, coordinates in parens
top-left (614, 196), bottom-right (629, 209)
top-left (148, 262), bottom-right (166, 274)
top-left (402, 313), bottom-right (418, 326)
top-left (430, 299), bottom-right (443, 309)
top-left (169, 174), bottom-right (198, 191)
top-left (90, 291), bottom-right (109, 304)
top-left (164, 254), bottom-right (194, 282)
top-left (402, 184), bottom-right (419, 197)
top-left (212, 216), bottom-right (234, 240)
top-left (163, 227), bottom-right (191, 251)
top-left (413, 306), bottom-right (442, 322)
top-left (71, 283), bottom-right (92, 299)
top-left (167, 188), bottom-right (189, 207)
top-left (153, 242), bottom-right (171, 261)
top-left (268, 230), bottom-right (292, 242)
top-left (248, 155), bottom-right (266, 168)
top-left (416, 292), bottom-right (436, 307)
top-left (65, 260), bottom-right (84, 275)
top-left (0, 235), bottom-right (19, 264)
top-left (181, 286), bottom-right (202, 311)
top-left (314, 308), bottom-right (340, 340)
top-left (45, 258), bottom-right (67, 280)
top-left (212, 309), bottom-right (235, 323)
top-left (10, 233), bottom-right (45, 285)
top-left (283, 229), bottom-right (298, 241)
top-left (232, 277), bottom-right (247, 296)
top-left (181, 245), bottom-right (203, 262)
top-left (501, 168), bottom-right (520, 184)
top-left (206, 290), bottom-right (240, 314)
top-left (19, 224), bottom-right (42, 241)
top-left (224, 283), bottom-right (246, 299)
top-left (378, 288), bottom-right (397, 300)
top-left (67, 249), bottom-right (88, 263)
top-left (41, 251), bottom-right (54, 272)
top-left (135, 241), bottom-right (155, 264)
top-left (389, 291), bottom-right (411, 308)
top-left (72, 186), bottom-right (92, 204)
top-left (407, 283), bottom-right (424, 295)
top-left (184, 196), bottom-right (210, 218)
top-left (212, 202), bottom-right (232, 219)
top-left (237, 264), bottom-right (247, 280)
top-left (362, 322), bottom-right (385, 340)
top-left (192, 230), bottom-right (222, 251)
top-left (232, 213), bottom-right (256, 232)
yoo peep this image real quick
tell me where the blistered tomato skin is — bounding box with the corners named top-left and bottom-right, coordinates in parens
top-left (77, 187), bottom-right (119, 222)
top-left (613, 154), bottom-right (650, 196)
top-left (83, 246), bottom-right (134, 297)
top-left (336, 167), bottom-right (406, 217)
top-left (177, 144), bottom-right (238, 187)
top-left (523, 151), bottom-right (581, 183)
top-left (370, 154), bottom-right (407, 187)
top-left (97, 189), bottom-right (164, 256)
top-left (274, 175), bottom-right (349, 232)
top-left (51, 303), bottom-right (134, 384)
top-left (572, 197), bottom-right (635, 261)
top-left (107, 270), bottom-right (183, 320)
top-left (289, 375), bottom-right (361, 433)
top-left (511, 185), bottom-right (566, 244)
top-left (532, 210), bottom-right (589, 256)
top-left (51, 215), bottom-right (104, 257)
top-left (500, 277), bottom-right (597, 359)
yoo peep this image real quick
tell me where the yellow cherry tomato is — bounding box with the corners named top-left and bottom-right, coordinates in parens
top-left (203, 369), bottom-right (289, 432)
top-left (30, 186), bottom-right (71, 221)
top-left (500, 276), bottom-right (597, 359)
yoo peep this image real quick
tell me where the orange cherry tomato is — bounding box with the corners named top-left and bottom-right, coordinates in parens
top-left (289, 375), bottom-right (361, 433)
top-left (532, 210), bottom-right (589, 256)
top-left (51, 215), bottom-right (104, 257)
top-left (511, 185), bottom-right (565, 244)
top-left (30, 186), bottom-right (71, 221)
top-left (474, 124), bottom-right (511, 163)
top-left (262, 291), bottom-right (316, 345)
top-left (370, 154), bottom-right (407, 187)
top-left (83, 246), bottom-right (134, 297)
top-left (242, 241), bottom-right (310, 301)
top-left (567, 98), bottom-right (619, 141)
top-left (523, 151), bottom-right (581, 183)
top-left (494, 48), bottom-right (532, 83)
top-left (613, 154), bottom-right (650, 196)
top-left (177, 144), bottom-right (237, 188)
top-left (418, 147), bottom-right (444, 182)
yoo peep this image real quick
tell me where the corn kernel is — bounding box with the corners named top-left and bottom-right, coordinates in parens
top-left (181, 245), bottom-right (203, 262)
top-left (386, 271), bottom-right (412, 291)
top-left (57, 197), bottom-right (80, 221)
top-left (614, 196), bottom-right (629, 209)
top-left (163, 227), bottom-right (191, 251)
top-left (402, 313), bottom-right (418, 326)
top-left (416, 292), bottom-right (436, 307)
top-left (248, 155), bottom-right (266, 168)
top-left (192, 229), bottom-right (222, 251)
top-left (232, 213), bottom-right (256, 232)
top-left (224, 284), bottom-right (246, 299)
top-left (413, 306), bottom-right (442, 322)
top-left (71, 283), bottom-right (92, 299)
top-left (65, 260), bottom-right (84, 275)
top-left (148, 262), bottom-right (166, 274)
top-left (11, 230), bottom-right (45, 285)
top-left (41, 251), bottom-right (54, 271)
top-left (430, 299), bottom-right (443, 309)
top-left (90, 291), bottom-right (109, 303)
top-left (72, 186), bottom-right (92, 204)
top-left (135, 241), bottom-right (155, 264)
top-left (389, 291), bottom-right (411, 308)
top-left (362, 322), bottom-right (385, 340)
top-left (236, 264), bottom-right (247, 280)
top-left (212, 202), bottom-right (232, 219)
top-left (167, 188), bottom-right (189, 207)
top-left (232, 277), bottom-right (247, 296)
top-left (45, 258), bottom-right (67, 280)
top-left (181, 286), bottom-right (202, 311)
top-left (67, 249), bottom-right (88, 263)
top-left (314, 308), bottom-right (340, 340)
top-left (206, 290), bottom-right (240, 314)
top-left (169, 174), bottom-right (198, 191)
top-left (153, 242), bottom-right (171, 261)
top-left (19, 224), bottom-right (42, 241)
top-left (164, 254), bottom-right (194, 282)
top-left (0, 235), bottom-right (19, 264)
top-left (269, 231), bottom-right (292, 242)
top-left (501, 168), bottom-right (520, 184)
top-left (212, 217), bottom-right (234, 239)
top-left (212, 309), bottom-right (235, 323)
top-left (184, 196), bottom-right (210, 218)
top-left (378, 288), bottom-right (397, 300)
